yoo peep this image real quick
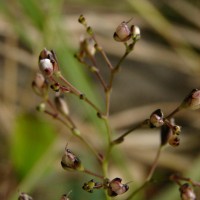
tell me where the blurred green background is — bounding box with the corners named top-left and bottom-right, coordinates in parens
top-left (0, 0), bottom-right (200, 199)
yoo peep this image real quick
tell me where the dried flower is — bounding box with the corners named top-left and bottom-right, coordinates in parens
top-left (181, 89), bottom-right (200, 110)
top-left (107, 178), bottom-right (129, 197)
top-left (179, 183), bottom-right (196, 200)
top-left (61, 147), bottom-right (84, 171)
top-left (149, 109), bottom-right (164, 128)
top-left (18, 192), bottom-right (33, 200)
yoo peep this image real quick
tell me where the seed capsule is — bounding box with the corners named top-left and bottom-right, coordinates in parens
top-left (107, 178), bottom-right (129, 197)
top-left (61, 147), bottom-right (84, 171)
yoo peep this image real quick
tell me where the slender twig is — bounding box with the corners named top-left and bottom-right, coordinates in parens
top-left (83, 169), bottom-right (104, 179)
top-left (165, 106), bottom-right (181, 119)
top-left (111, 121), bottom-right (146, 145)
top-left (146, 145), bottom-right (163, 182)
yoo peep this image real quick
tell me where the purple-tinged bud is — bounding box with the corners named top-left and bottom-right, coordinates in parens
top-left (149, 109), bottom-right (164, 128)
top-left (61, 147), bottom-right (84, 171)
top-left (113, 21), bottom-right (132, 42)
top-left (107, 178), bottom-right (129, 197)
top-left (179, 183), bottom-right (196, 200)
top-left (18, 192), bottom-right (33, 200)
top-left (38, 48), bottom-right (59, 77)
top-left (181, 89), bottom-right (200, 110)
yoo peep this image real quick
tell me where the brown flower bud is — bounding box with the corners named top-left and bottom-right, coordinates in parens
top-left (168, 133), bottom-right (180, 147)
top-left (149, 109), bottom-right (164, 128)
top-left (181, 89), bottom-right (200, 110)
top-left (54, 95), bottom-right (69, 116)
top-left (18, 192), bottom-right (33, 200)
top-left (32, 73), bottom-right (48, 97)
top-left (179, 183), bottom-right (196, 200)
top-left (61, 147), bottom-right (84, 171)
top-left (107, 178), bottom-right (129, 197)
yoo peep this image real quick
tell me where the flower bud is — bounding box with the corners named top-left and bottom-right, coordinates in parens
top-left (32, 73), bottom-right (48, 97)
top-left (168, 133), bottom-right (180, 147)
top-left (181, 89), bottom-right (200, 110)
top-left (149, 109), bottom-right (164, 128)
top-left (61, 147), bottom-right (84, 171)
top-left (179, 183), bottom-right (196, 200)
top-left (78, 14), bottom-right (87, 26)
top-left (132, 25), bottom-right (141, 41)
top-left (113, 21), bottom-right (132, 42)
top-left (107, 178), bottom-right (129, 197)
top-left (39, 58), bottom-right (54, 77)
top-left (54, 95), bottom-right (69, 116)
top-left (82, 179), bottom-right (96, 193)
top-left (82, 179), bottom-right (102, 193)
top-left (36, 102), bottom-right (46, 112)
top-left (18, 192), bottom-right (33, 200)
top-left (38, 48), bottom-right (59, 77)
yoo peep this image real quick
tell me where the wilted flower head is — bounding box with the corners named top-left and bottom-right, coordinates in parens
top-left (38, 48), bottom-right (59, 77)
top-left (181, 89), bottom-right (200, 110)
top-left (18, 192), bottom-right (33, 200)
top-left (61, 147), bottom-right (84, 171)
top-left (107, 178), bottom-right (129, 197)
top-left (179, 183), bottom-right (196, 200)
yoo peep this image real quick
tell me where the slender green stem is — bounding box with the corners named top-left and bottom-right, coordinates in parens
top-left (146, 145), bottom-right (163, 182)
top-left (57, 72), bottom-right (102, 113)
top-left (165, 106), bottom-right (181, 119)
top-left (83, 169), bottom-right (104, 179)
top-left (126, 145), bottom-right (163, 200)
top-left (88, 54), bottom-right (108, 91)
top-left (111, 121), bottom-right (146, 145)
top-left (125, 181), bottom-right (149, 200)
top-left (75, 133), bottom-right (103, 164)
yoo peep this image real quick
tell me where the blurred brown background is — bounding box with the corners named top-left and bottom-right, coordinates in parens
top-left (0, 0), bottom-right (200, 200)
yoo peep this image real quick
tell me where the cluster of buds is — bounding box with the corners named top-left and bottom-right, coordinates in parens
top-left (61, 147), bottom-right (84, 171)
top-left (160, 119), bottom-right (181, 147)
top-left (82, 177), bottom-right (129, 197)
top-left (18, 192), bottom-right (33, 200)
top-left (179, 183), bottom-right (196, 200)
top-left (113, 19), bottom-right (140, 42)
top-left (38, 48), bottom-right (59, 78)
